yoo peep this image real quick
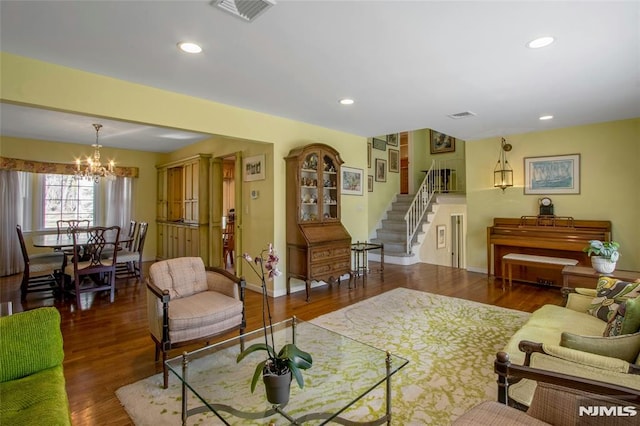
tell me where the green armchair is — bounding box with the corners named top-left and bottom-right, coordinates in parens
top-left (0, 307), bottom-right (71, 425)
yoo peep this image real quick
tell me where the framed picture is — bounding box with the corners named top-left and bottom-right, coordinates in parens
top-left (367, 142), bottom-right (372, 168)
top-left (368, 175), bottom-right (373, 192)
top-left (372, 137), bottom-right (386, 151)
top-left (243, 154), bottom-right (265, 181)
top-left (430, 130), bottom-right (456, 154)
top-left (386, 133), bottom-right (398, 146)
top-left (375, 158), bottom-right (387, 182)
top-left (341, 166), bottom-right (364, 195)
top-left (524, 154), bottom-right (580, 194)
top-left (388, 149), bottom-right (399, 173)
top-left (436, 224), bottom-right (446, 249)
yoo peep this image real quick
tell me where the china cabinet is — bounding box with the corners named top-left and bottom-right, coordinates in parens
top-left (285, 143), bottom-right (352, 301)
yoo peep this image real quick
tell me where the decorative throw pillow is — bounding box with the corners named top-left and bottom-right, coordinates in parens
top-left (560, 331), bottom-right (640, 363)
top-left (587, 277), bottom-right (640, 322)
top-left (603, 296), bottom-right (640, 336)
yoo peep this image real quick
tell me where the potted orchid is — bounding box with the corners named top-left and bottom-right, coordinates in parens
top-left (236, 243), bottom-right (312, 405)
top-left (583, 240), bottom-right (620, 274)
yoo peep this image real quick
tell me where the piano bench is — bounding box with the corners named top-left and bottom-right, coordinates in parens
top-left (501, 253), bottom-right (579, 290)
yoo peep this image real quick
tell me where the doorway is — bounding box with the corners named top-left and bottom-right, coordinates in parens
top-left (450, 214), bottom-right (464, 268)
top-left (400, 132), bottom-right (409, 194)
top-left (222, 156), bottom-right (236, 271)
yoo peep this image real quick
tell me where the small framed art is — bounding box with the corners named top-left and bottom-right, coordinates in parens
top-left (430, 130), bottom-right (455, 154)
top-left (243, 154), bottom-right (265, 181)
top-left (386, 133), bottom-right (398, 147)
top-left (341, 166), bottom-right (364, 195)
top-left (368, 175), bottom-right (373, 192)
top-left (388, 149), bottom-right (399, 173)
top-left (367, 142), bottom-right (372, 168)
top-left (436, 224), bottom-right (446, 249)
top-left (375, 158), bottom-right (387, 182)
top-left (372, 137), bottom-right (386, 151)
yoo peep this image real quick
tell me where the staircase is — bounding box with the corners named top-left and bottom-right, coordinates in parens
top-left (370, 194), bottom-right (436, 260)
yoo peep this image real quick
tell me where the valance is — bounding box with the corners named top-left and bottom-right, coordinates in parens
top-left (0, 156), bottom-right (139, 178)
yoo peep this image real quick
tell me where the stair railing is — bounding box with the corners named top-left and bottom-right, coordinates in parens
top-left (403, 160), bottom-right (437, 254)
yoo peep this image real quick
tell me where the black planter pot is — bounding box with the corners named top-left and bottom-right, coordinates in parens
top-left (263, 370), bottom-right (292, 405)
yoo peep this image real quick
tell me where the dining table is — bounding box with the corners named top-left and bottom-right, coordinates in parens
top-left (32, 233), bottom-right (132, 250)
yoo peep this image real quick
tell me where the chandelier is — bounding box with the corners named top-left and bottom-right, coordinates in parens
top-left (74, 124), bottom-right (115, 183)
top-left (493, 138), bottom-right (513, 191)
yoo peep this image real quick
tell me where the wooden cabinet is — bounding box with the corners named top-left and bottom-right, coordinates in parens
top-left (285, 143), bottom-right (352, 301)
top-left (156, 154), bottom-right (211, 265)
top-left (157, 168), bottom-right (168, 221)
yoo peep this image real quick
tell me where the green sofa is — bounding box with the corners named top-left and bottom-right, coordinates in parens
top-left (503, 284), bottom-right (640, 407)
top-left (0, 307), bottom-right (71, 425)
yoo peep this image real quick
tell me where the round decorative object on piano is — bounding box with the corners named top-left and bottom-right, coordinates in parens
top-left (539, 197), bottom-right (554, 216)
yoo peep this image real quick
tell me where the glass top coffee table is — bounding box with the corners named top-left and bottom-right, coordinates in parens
top-left (166, 317), bottom-right (408, 425)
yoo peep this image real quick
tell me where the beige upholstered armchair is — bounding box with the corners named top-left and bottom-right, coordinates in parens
top-left (146, 257), bottom-right (246, 388)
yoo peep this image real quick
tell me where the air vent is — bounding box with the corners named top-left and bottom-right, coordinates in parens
top-left (447, 111), bottom-right (477, 119)
top-left (213, 0), bottom-right (275, 22)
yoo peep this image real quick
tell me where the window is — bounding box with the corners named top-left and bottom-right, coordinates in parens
top-left (43, 174), bottom-right (95, 229)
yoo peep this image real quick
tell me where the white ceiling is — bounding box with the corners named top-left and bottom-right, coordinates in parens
top-left (1, 1), bottom-right (639, 153)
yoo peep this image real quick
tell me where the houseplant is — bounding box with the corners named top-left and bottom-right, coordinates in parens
top-left (583, 240), bottom-right (620, 274)
top-left (236, 244), bottom-right (313, 405)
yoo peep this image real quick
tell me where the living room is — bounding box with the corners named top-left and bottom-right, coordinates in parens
top-left (1, 1), bottom-right (639, 424)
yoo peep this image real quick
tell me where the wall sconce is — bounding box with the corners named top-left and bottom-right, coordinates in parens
top-left (494, 138), bottom-right (513, 191)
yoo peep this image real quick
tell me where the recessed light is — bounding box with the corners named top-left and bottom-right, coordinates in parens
top-left (177, 42), bottom-right (203, 54)
top-left (539, 115), bottom-right (554, 121)
top-left (339, 98), bottom-right (354, 105)
top-left (527, 36), bottom-right (555, 49)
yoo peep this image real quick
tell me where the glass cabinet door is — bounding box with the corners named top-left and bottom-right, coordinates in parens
top-left (300, 152), bottom-right (319, 222)
top-left (321, 154), bottom-right (338, 221)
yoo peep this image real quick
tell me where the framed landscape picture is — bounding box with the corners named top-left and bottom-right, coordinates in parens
top-left (375, 158), bottom-right (387, 182)
top-left (341, 166), bottom-right (364, 195)
top-left (430, 130), bottom-right (456, 154)
top-left (386, 133), bottom-right (398, 146)
top-left (388, 149), bottom-right (399, 173)
top-left (524, 154), bottom-right (580, 194)
top-left (243, 154), bottom-right (265, 181)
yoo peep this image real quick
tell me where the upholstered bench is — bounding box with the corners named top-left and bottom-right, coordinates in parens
top-left (501, 253), bottom-right (578, 289)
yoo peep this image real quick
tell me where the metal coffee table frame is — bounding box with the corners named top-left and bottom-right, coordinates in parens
top-left (166, 317), bottom-right (407, 425)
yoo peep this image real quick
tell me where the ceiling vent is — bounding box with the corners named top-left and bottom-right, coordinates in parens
top-left (447, 111), bottom-right (477, 119)
top-left (213, 0), bottom-right (275, 22)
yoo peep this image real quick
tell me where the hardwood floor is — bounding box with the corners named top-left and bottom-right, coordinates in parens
top-left (0, 262), bottom-right (563, 425)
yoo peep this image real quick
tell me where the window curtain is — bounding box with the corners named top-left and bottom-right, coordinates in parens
top-left (105, 176), bottom-right (134, 231)
top-left (0, 170), bottom-right (26, 276)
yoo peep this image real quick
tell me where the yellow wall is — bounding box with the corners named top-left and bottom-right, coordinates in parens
top-left (466, 118), bottom-right (640, 272)
top-left (1, 52), bottom-right (368, 296)
top-left (367, 136), bottom-right (401, 237)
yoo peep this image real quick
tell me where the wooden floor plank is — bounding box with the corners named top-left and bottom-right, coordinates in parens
top-left (0, 261), bottom-right (563, 425)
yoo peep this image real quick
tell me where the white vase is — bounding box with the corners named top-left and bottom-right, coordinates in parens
top-left (591, 256), bottom-right (617, 274)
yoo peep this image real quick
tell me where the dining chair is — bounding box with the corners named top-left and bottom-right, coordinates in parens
top-left (56, 219), bottom-right (90, 256)
top-left (16, 225), bottom-right (66, 301)
top-left (222, 219), bottom-right (235, 268)
top-left (123, 220), bottom-right (138, 250)
top-left (115, 222), bottom-right (148, 281)
top-left (56, 219), bottom-right (90, 235)
top-left (64, 225), bottom-right (120, 308)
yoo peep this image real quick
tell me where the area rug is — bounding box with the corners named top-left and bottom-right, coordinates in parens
top-left (116, 287), bottom-right (530, 425)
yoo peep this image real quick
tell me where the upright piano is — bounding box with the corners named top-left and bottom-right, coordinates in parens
top-left (487, 216), bottom-right (612, 287)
